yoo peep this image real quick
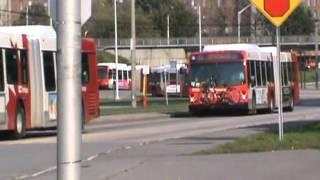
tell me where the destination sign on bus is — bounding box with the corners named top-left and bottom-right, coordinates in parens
top-left (191, 52), bottom-right (243, 62)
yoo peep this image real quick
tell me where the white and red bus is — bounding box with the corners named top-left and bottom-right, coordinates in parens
top-left (188, 44), bottom-right (300, 115)
top-left (98, 62), bottom-right (131, 90)
top-left (0, 26), bottom-right (99, 138)
top-left (148, 64), bottom-right (189, 97)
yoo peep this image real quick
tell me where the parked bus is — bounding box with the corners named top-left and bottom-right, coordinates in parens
top-left (148, 64), bottom-right (189, 97)
top-left (188, 44), bottom-right (300, 115)
top-left (98, 62), bottom-right (131, 90)
top-left (0, 26), bottom-right (99, 138)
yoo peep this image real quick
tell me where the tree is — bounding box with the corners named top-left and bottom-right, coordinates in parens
top-left (84, 0), bottom-right (197, 38)
top-left (84, 0), bottom-right (160, 38)
top-left (262, 5), bottom-right (315, 36)
top-left (138, 0), bottom-right (197, 37)
top-left (13, 4), bottom-right (49, 26)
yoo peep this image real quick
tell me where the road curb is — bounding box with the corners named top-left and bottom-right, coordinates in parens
top-left (90, 112), bottom-right (171, 125)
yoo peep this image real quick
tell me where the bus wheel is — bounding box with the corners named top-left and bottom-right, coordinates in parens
top-left (268, 98), bottom-right (275, 113)
top-left (81, 105), bottom-right (86, 133)
top-left (285, 96), bottom-right (294, 112)
top-left (249, 95), bottom-right (257, 115)
top-left (13, 106), bottom-right (26, 139)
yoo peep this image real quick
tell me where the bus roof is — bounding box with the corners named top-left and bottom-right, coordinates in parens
top-left (98, 63), bottom-right (129, 69)
top-left (203, 44), bottom-right (260, 52)
top-left (0, 25), bottom-right (56, 38)
top-left (0, 25), bottom-right (56, 51)
top-left (0, 32), bottom-right (24, 49)
top-left (260, 46), bottom-right (292, 62)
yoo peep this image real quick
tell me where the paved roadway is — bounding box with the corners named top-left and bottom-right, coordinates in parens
top-left (0, 89), bottom-right (319, 180)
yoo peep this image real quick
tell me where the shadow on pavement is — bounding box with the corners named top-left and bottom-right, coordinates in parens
top-left (0, 130), bottom-right (57, 141)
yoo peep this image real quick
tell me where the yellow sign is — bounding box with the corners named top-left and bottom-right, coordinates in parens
top-left (249, 0), bottom-right (302, 27)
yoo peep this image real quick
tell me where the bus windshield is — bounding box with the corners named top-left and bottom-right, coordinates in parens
top-left (190, 62), bottom-right (245, 87)
top-left (98, 67), bottom-right (108, 79)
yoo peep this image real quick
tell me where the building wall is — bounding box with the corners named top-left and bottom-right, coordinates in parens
top-left (106, 48), bottom-right (188, 66)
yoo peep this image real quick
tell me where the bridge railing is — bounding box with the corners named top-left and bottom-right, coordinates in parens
top-left (97, 35), bottom-right (315, 49)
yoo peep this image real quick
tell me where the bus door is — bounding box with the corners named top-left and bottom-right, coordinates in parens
top-left (0, 49), bottom-right (6, 128)
top-left (82, 52), bottom-right (99, 122)
top-left (42, 51), bottom-right (57, 126)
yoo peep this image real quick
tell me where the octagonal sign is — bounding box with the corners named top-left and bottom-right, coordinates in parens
top-left (249, 0), bottom-right (302, 27)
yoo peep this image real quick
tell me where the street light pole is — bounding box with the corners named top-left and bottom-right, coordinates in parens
top-left (114, 0), bottom-right (120, 100)
top-left (57, 0), bottom-right (82, 178)
top-left (198, 5), bottom-right (202, 52)
top-left (315, 19), bottom-right (319, 89)
top-left (167, 14), bottom-right (170, 45)
top-left (237, 4), bottom-right (251, 43)
top-left (131, 0), bottom-right (137, 108)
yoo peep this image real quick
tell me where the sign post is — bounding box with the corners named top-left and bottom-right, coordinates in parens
top-left (249, 0), bottom-right (302, 141)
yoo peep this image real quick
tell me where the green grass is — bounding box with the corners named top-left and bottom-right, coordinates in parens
top-left (194, 123), bottom-right (320, 155)
top-left (301, 70), bottom-right (319, 83)
top-left (100, 97), bottom-right (189, 115)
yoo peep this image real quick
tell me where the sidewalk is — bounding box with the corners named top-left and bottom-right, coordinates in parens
top-left (36, 125), bottom-right (320, 180)
top-left (90, 112), bottom-right (171, 125)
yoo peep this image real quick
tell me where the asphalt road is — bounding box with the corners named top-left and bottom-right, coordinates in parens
top-left (0, 89), bottom-right (319, 180)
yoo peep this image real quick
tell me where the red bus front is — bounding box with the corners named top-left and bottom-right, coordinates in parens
top-left (98, 65), bottom-right (110, 89)
top-left (188, 51), bottom-right (250, 114)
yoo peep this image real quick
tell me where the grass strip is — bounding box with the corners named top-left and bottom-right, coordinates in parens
top-left (194, 123), bottom-right (320, 155)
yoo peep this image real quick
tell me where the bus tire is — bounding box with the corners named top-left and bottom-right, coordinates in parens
top-left (81, 104), bottom-right (86, 133)
top-left (268, 98), bottom-right (275, 113)
top-left (285, 96), bottom-right (294, 112)
top-left (13, 105), bottom-right (26, 139)
top-left (249, 94), bottom-right (257, 115)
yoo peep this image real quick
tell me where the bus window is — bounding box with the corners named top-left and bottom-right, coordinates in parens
top-left (267, 62), bottom-right (274, 82)
top-left (20, 50), bottom-right (28, 84)
top-left (0, 50), bottom-right (3, 91)
top-left (82, 53), bottom-right (90, 84)
top-left (43, 51), bottom-right (56, 91)
top-left (98, 66), bottom-right (107, 79)
top-left (123, 70), bottom-right (128, 80)
top-left (108, 69), bottom-right (113, 79)
top-left (5, 49), bottom-right (18, 84)
top-left (249, 61), bottom-right (256, 86)
top-left (256, 61), bottom-right (262, 86)
top-left (262, 62), bottom-right (267, 86)
top-left (118, 70), bottom-right (122, 80)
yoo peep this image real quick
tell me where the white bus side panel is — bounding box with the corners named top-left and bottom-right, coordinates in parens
top-left (0, 92), bottom-right (6, 130)
top-left (29, 39), bottom-right (46, 128)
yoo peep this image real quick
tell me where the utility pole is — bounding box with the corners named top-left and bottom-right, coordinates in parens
top-left (131, 0), bottom-right (137, 108)
top-left (250, 5), bottom-right (256, 43)
top-left (238, 4), bottom-right (251, 43)
top-left (316, 19), bottom-right (319, 89)
top-left (167, 14), bottom-right (170, 45)
top-left (114, 0), bottom-right (120, 100)
top-left (57, 0), bottom-right (82, 179)
top-left (198, 4), bottom-right (202, 52)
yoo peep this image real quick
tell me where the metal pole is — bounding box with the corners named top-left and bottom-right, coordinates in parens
top-left (164, 70), bottom-right (168, 105)
top-left (131, 0), bottom-right (137, 108)
top-left (237, 4), bottom-right (251, 43)
top-left (238, 13), bottom-right (241, 43)
top-left (276, 27), bottom-right (284, 141)
top-left (114, 0), bottom-right (120, 100)
top-left (167, 14), bottom-right (170, 45)
top-left (57, 0), bottom-right (82, 179)
top-left (250, 5), bottom-right (256, 43)
top-left (26, 1), bottom-right (29, 25)
top-left (316, 20), bottom-right (319, 89)
top-left (198, 5), bottom-right (202, 52)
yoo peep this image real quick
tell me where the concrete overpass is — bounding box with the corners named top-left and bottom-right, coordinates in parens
top-left (97, 35), bottom-right (319, 66)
